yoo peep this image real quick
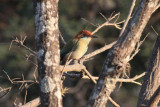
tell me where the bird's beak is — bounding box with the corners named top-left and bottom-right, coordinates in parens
top-left (91, 35), bottom-right (98, 38)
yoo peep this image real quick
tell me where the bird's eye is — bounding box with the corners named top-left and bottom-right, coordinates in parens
top-left (80, 34), bottom-right (85, 38)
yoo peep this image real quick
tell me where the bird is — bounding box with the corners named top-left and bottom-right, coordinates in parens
top-left (60, 30), bottom-right (97, 64)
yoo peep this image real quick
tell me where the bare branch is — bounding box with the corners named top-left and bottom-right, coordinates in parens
top-left (108, 96), bottom-right (120, 107)
top-left (14, 97), bottom-right (40, 107)
top-left (10, 37), bottom-right (36, 56)
top-left (119, 0), bottom-right (136, 37)
top-left (60, 63), bottom-right (85, 72)
top-left (82, 75), bottom-right (99, 80)
top-left (91, 13), bottom-right (124, 35)
top-left (82, 68), bottom-right (97, 84)
top-left (80, 41), bottom-right (116, 62)
top-left (117, 72), bottom-right (146, 85)
top-left (0, 70), bottom-right (38, 99)
top-left (91, 22), bottom-right (121, 35)
top-left (60, 64), bottom-right (97, 84)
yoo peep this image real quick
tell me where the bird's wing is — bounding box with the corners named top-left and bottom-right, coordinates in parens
top-left (60, 39), bottom-right (77, 59)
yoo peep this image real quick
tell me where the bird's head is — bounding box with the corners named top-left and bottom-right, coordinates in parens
top-left (74, 30), bottom-right (97, 40)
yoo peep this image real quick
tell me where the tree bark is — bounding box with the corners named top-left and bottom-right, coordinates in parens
top-left (33, 0), bottom-right (62, 107)
top-left (137, 34), bottom-right (160, 107)
top-left (87, 0), bottom-right (159, 106)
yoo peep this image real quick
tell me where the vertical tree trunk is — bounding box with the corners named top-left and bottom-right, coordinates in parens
top-left (33, 0), bottom-right (62, 107)
top-left (137, 34), bottom-right (160, 107)
top-left (87, 0), bottom-right (159, 106)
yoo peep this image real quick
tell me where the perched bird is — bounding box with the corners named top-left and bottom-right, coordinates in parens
top-left (60, 30), bottom-right (97, 64)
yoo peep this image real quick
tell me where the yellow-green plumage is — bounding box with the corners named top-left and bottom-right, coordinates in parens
top-left (60, 37), bottom-right (91, 61)
top-left (60, 30), bottom-right (96, 64)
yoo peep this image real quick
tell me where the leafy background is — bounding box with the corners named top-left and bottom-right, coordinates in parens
top-left (0, 0), bottom-right (160, 107)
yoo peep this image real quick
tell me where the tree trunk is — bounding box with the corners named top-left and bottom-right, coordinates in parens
top-left (137, 34), bottom-right (160, 107)
top-left (33, 0), bottom-right (62, 107)
top-left (87, 0), bottom-right (159, 106)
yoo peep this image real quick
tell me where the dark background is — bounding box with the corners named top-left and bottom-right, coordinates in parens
top-left (0, 0), bottom-right (160, 107)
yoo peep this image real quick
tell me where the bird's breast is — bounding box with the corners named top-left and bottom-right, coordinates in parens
top-left (71, 39), bottom-right (90, 59)
top-left (71, 46), bottom-right (88, 59)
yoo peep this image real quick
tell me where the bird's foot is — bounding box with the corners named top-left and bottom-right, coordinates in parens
top-left (80, 71), bottom-right (85, 78)
top-left (78, 57), bottom-right (84, 64)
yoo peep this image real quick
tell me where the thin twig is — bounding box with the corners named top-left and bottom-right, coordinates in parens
top-left (2, 70), bottom-right (13, 83)
top-left (23, 54), bottom-right (37, 66)
top-left (81, 18), bottom-right (98, 27)
top-left (24, 88), bottom-right (28, 104)
top-left (108, 12), bottom-right (120, 21)
top-left (91, 13), bottom-right (124, 35)
top-left (119, 0), bottom-right (136, 37)
top-left (151, 25), bottom-right (158, 36)
top-left (0, 87), bottom-right (12, 98)
top-left (129, 33), bottom-right (149, 61)
top-left (12, 80), bottom-right (37, 83)
top-left (19, 74), bottom-right (25, 91)
top-left (91, 22), bottom-right (122, 35)
top-left (0, 70), bottom-right (38, 99)
top-left (114, 13), bottom-right (120, 24)
top-left (82, 75), bottom-right (99, 80)
top-left (10, 37), bottom-right (36, 56)
top-left (59, 32), bottom-right (66, 45)
top-left (116, 72), bottom-right (146, 85)
top-left (33, 67), bottom-right (38, 83)
top-left (99, 12), bottom-right (108, 21)
top-left (82, 68), bottom-right (97, 84)
top-left (0, 87), bottom-right (12, 93)
top-left (108, 96), bottom-right (120, 107)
